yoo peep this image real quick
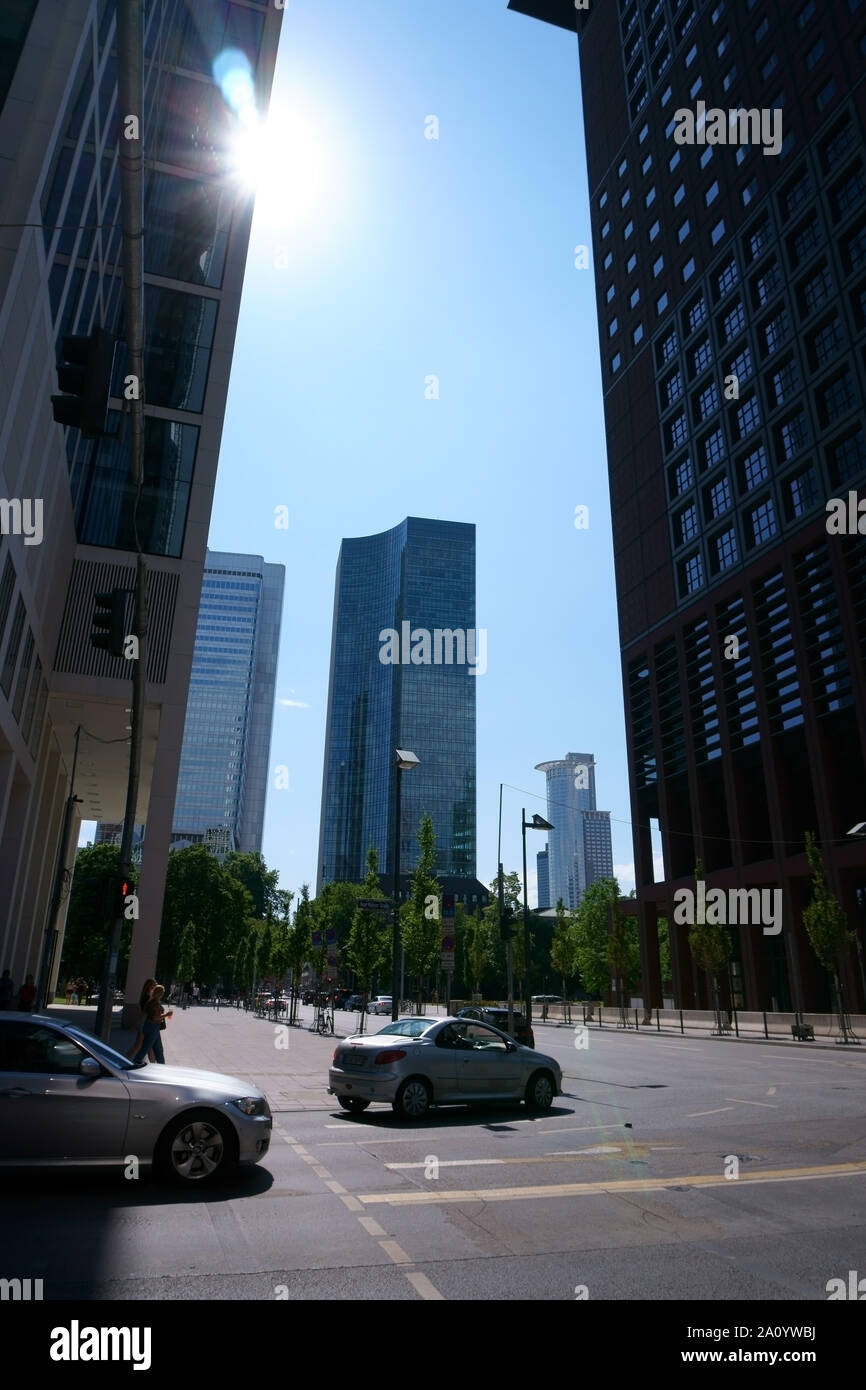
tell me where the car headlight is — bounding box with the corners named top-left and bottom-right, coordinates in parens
top-left (231, 1096), bottom-right (269, 1116)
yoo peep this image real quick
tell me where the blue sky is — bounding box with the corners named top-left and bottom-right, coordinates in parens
top-left (85, 0), bottom-right (640, 903)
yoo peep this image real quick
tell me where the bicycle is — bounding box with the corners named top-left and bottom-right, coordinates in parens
top-left (315, 1008), bottom-right (334, 1035)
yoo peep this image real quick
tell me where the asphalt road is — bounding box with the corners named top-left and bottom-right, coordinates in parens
top-left (3, 1004), bottom-right (865, 1301)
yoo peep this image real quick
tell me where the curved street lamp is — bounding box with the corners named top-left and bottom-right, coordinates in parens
top-left (523, 810), bottom-right (554, 1026)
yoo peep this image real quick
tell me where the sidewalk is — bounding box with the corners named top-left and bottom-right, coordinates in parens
top-left (533, 1005), bottom-right (866, 1050)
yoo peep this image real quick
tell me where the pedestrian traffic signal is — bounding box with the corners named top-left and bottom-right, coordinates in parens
top-left (51, 328), bottom-right (115, 437)
top-left (500, 906), bottom-right (516, 942)
top-left (91, 589), bottom-right (126, 658)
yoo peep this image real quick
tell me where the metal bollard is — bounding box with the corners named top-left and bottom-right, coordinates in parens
top-left (732, 1007), bottom-right (738, 1037)
top-left (656, 1007), bottom-right (660, 1031)
top-left (679, 1009), bottom-right (684, 1035)
top-left (763, 1009), bottom-right (768, 1039)
top-left (634, 1008), bottom-right (639, 1030)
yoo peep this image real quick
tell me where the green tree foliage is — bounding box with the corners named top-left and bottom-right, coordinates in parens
top-left (60, 843), bottom-right (136, 984)
top-left (401, 814), bottom-right (441, 1007)
top-left (572, 877), bottom-right (639, 1000)
top-left (688, 862), bottom-right (731, 982)
top-left (176, 920), bottom-right (197, 983)
top-left (158, 846), bottom-right (252, 985)
top-left (549, 898), bottom-right (575, 999)
top-left (346, 848), bottom-right (389, 1032)
top-left (464, 908), bottom-right (494, 993)
top-left (803, 831), bottom-right (854, 972)
top-left (286, 884), bottom-right (313, 1023)
top-left (223, 851), bottom-right (280, 920)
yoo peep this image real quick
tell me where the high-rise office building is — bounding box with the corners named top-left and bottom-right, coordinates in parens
top-left (171, 551), bottom-right (284, 857)
top-left (0, 1), bottom-right (283, 1006)
top-left (318, 517), bottom-right (477, 891)
top-left (536, 845), bottom-right (550, 910)
top-left (509, 1), bottom-right (866, 1011)
top-left (535, 753), bottom-right (614, 910)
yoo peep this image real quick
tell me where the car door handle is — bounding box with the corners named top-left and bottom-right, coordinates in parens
top-left (0, 1087), bottom-right (35, 1098)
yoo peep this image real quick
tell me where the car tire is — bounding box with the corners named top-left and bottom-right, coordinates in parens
top-left (393, 1077), bottom-right (432, 1120)
top-left (155, 1108), bottom-right (238, 1186)
top-left (524, 1070), bottom-right (555, 1112)
top-left (338, 1096), bottom-right (370, 1114)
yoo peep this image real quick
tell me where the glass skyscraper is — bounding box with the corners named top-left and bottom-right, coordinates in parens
top-left (172, 552), bottom-right (284, 857)
top-left (318, 517), bottom-right (477, 890)
top-left (535, 754), bottom-right (614, 910)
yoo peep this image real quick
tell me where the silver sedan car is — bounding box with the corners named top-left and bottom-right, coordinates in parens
top-left (0, 1013), bottom-right (271, 1185)
top-left (329, 1015), bottom-right (563, 1119)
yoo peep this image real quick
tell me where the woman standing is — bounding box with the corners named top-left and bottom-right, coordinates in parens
top-left (127, 978), bottom-right (157, 1061)
top-left (131, 985), bottom-right (172, 1065)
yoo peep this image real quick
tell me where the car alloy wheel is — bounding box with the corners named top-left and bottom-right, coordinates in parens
top-left (338, 1096), bottom-right (370, 1114)
top-left (525, 1071), bottom-right (554, 1112)
top-left (394, 1078), bottom-right (431, 1120)
top-left (157, 1110), bottom-right (235, 1185)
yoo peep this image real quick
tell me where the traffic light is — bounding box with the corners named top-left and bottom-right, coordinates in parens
top-left (51, 328), bottom-right (115, 437)
top-left (91, 589), bottom-right (126, 658)
top-left (500, 905), bottom-right (516, 942)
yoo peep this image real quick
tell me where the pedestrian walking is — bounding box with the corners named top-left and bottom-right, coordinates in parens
top-left (131, 985), bottom-right (172, 1065)
top-left (0, 970), bottom-right (15, 1010)
top-left (65, 978), bottom-right (75, 1004)
top-left (17, 974), bottom-right (36, 1012)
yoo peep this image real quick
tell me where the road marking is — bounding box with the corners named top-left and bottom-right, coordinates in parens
top-left (324, 1179), bottom-right (346, 1194)
top-left (356, 1159), bottom-right (866, 1207)
top-left (358, 1216), bottom-right (387, 1237)
top-left (405, 1271), bottom-right (445, 1300)
top-left (339, 1194), bottom-right (364, 1211)
top-left (378, 1239), bottom-right (412, 1263)
top-left (385, 1147), bottom-right (642, 1170)
top-left (767, 1087), bottom-right (777, 1095)
top-left (687, 1106), bottom-right (736, 1117)
top-left (725, 1097), bottom-right (778, 1108)
top-left (316, 1120), bottom-right (627, 1146)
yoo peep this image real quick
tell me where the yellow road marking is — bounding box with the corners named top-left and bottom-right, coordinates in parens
top-left (356, 1160), bottom-right (866, 1207)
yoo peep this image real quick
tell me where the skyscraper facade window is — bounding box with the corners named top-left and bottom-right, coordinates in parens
top-left (535, 754), bottom-right (614, 910)
top-left (509, 0), bottom-right (866, 1013)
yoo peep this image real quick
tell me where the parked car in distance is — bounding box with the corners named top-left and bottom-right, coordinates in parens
top-left (367, 995), bottom-right (393, 1015)
top-left (531, 994), bottom-right (562, 1004)
top-left (456, 1005), bottom-right (535, 1049)
top-left (0, 1014), bottom-right (271, 1185)
top-left (329, 1015), bottom-right (562, 1119)
top-left (345, 994), bottom-right (365, 1011)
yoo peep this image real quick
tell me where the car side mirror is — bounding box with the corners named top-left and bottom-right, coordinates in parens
top-left (79, 1056), bottom-right (102, 1077)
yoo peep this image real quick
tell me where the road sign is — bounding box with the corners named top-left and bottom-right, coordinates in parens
top-left (441, 951), bottom-right (455, 971)
top-left (357, 898), bottom-right (392, 914)
top-left (441, 934), bottom-right (455, 952)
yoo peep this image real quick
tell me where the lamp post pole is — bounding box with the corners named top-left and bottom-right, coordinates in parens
top-left (391, 764), bottom-right (402, 1023)
top-left (522, 809), bottom-right (531, 1027)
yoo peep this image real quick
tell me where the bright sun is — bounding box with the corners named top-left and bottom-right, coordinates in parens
top-left (230, 101), bottom-right (328, 230)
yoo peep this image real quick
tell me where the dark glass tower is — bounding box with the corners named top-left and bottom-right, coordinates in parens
top-left (318, 517), bottom-right (477, 891)
top-left (509, 0), bottom-right (866, 1013)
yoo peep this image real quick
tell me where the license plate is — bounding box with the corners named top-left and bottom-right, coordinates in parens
top-left (343, 1051), bottom-right (366, 1069)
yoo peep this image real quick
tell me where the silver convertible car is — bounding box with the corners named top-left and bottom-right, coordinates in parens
top-left (0, 1014), bottom-right (271, 1185)
top-left (329, 1015), bottom-right (563, 1119)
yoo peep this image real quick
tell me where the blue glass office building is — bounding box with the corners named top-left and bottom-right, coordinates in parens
top-left (318, 517), bottom-right (477, 890)
top-left (172, 552), bottom-right (284, 856)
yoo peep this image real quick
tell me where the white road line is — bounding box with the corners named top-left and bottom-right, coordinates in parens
top-left (386, 1158), bottom-right (506, 1170)
top-left (725, 1097), bottom-right (779, 1108)
top-left (687, 1106), bottom-right (736, 1117)
top-left (405, 1271), bottom-right (445, 1300)
top-left (378, 1239), bottom-right (412, 1264)
top-left (767, 1086), bottom-right (777, 1095)
top-left (358, 1216), bottom-right (387, 1237)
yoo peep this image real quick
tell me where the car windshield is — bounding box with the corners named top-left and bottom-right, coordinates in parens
top-left (378, 1019), bottom-right (436, 1038)
top-left (60, 1022), bottom-right (137, 1071)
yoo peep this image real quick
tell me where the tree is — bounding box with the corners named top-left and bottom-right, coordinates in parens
top-left (346, 848), bottom-right (389, 1034)
top-left (223, 851), bottom-right (280, 920)
top-left (401, 814), bottom-right (441, 1010)
top-left (803, 830), bottom-right (856, 1038)
top-left (59, 844), bottom-right (136, 988)
top-left (572, 877), bottom-right (638, 1002)
top-left (159, 846), bottom-right (251, 986)
top-left (286, 884), bottom-right (313, 1024)
top-left (688, 860), bottom-right (730, 1027)
top-left (464, 908), bottom-right (494, 995)
top-left (550, 898), bottom-right (575, 1014)
top-left (176, 920), bottom-right (197, 985)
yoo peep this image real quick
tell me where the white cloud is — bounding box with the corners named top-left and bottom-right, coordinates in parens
top-left (277, 698), bottom-right (310, 709)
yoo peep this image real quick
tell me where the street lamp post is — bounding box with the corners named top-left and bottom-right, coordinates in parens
top-left (392, 749), bottom-right (420, 1022)
top-left (522, 810), bottom-right (554, 1027)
